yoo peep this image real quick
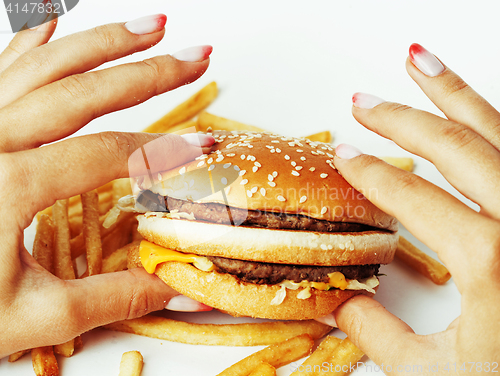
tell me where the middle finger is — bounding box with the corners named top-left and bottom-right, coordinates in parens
top-left (0, 14), bottom-right (167, 109)
top-left (351, 94), bottom-right (500, 219)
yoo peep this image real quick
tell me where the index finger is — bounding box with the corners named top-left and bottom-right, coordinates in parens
top-left (333, 144), bottom-right (491, 281)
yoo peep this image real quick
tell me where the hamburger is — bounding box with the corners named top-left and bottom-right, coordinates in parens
top-left (128, 130), bottom-right (398, 320)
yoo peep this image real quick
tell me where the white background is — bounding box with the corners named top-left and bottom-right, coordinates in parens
top-left (0, 1), bottom-right (497, 374)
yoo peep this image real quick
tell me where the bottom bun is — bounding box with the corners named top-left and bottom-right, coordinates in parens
top-left (128, 246), bottom-right (374, 320)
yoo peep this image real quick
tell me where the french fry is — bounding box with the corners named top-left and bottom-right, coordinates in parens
top-left (248, 362), bottom-right (276, 376)
top-left (118, 351), bottom-right (144, 376)
top-left (101, 223), bottom-right (133, 259)
top-left (81, 241), bottom-right (140, 278)
top-left (321, 337), bottom-right (364, 376)
top-left (52, 199), bottom-right (75, 280)
top-left (52, 199), bottom-right (76, 357)
top-left (8, 349), bottom-right (30, 362)
top-left (70, 211), bottom-right (135, 259)
top-left (81, 190), bottom-right (103, 276)
top-left (31, 347), bottom-right (59, 376)
top-left (168, 120), bottom-right (199, 134)
top-left (103, 315), bottom-right (331, 346)
top-left (380, 157), bottom-right (414, 172)
top-left (33, 215), bottom-right (55, 273)
top-left (289, 336), bottom-right (342, 376)
top-left (304, 131), bottom-right (333, 144)
top-left (216, 334), bottom-right (314, 376)
top-left (396, 236), bottom-right (451, 285)
top-left (143, 81), bottom-right (218, 133)
top-left (197, 111), bottom-right (266, 133)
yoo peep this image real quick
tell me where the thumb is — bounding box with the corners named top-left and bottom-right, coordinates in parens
top-left (333, 295), bottom-right (417, 366)
top-left (64, 267), bottom-right (207, 337)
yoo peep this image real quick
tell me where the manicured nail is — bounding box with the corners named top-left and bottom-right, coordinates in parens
top-left (181, 133), bottom-right (215, 147)
top-left (315, 313), bottom-right (338, 328)
top-left (125, 14), bottom-right (167, 35)
top-left (352, 92), bottom-right (385, 109)
top-left (335, 143), bottom-right (363, 160)
top-left (165, 295), bottom-right (212, 312)
top-left (173, 45), bottom-right (213, 62)
top-left (27, 0), bottom-right (51, 29)
top-left (409, 43), bottom-right (444, 77)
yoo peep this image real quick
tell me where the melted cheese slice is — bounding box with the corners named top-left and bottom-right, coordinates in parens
top-left (139, 240), bottom-right (214, 274)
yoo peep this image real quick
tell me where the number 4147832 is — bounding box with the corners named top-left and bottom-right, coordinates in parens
top-left (6, 2), bottom-right (61, 14)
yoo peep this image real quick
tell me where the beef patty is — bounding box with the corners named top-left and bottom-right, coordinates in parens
top-left (137, 192), bottom-right (377, 233)
top-left (207, 256), bottom-right (380, 285)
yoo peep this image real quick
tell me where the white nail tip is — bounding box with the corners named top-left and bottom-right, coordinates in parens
top-left (352, 93), bottom-right (385, 109)
top-left (125, 14), bottom-right (165, 35)
top-left (172, 45), bottom-right (212, 62)
top-left (165, 295), bottom-right (208, 311)
top-left (315, 313), bottom-right (338, 328)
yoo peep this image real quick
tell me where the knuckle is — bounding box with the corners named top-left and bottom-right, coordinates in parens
top-left (58, 73), bottom-right (96, 102)
top-left (91, 24), bottom-right (116, 53)
top-left (441, 73), bottom-right (470, 98)
top-left (97, 131), bottom-right (136, 173)
top-left (125, 287), bottom-right (151, 320)
top-left (436, 123), bottom-right (479, 152)
top-left (391, 171), bottom-right (422, 197)
top-left (139, 57), bottom-right (165, 95)
top-left (16, 50), bottom-right (51, 75)
top-left (386, 103), bottom-right (413, 116)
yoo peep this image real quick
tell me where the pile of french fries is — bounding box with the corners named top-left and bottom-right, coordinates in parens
top-left (10, 81), bottom-right (451, 376)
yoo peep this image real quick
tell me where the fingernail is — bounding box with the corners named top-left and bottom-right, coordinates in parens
top-left (173, 45), bottom-right (213, 62)
top-left (27, 0), bottom-right (51, 29)
top-left (125, 14), bottom-right (167, 35)
top-left (409, 43), bottom-right (444, 77)
top-left (315, 313), bottom-right (338, 328)
top-left (181, 133), bottom-right (215, 147)
top-left (352, 92), bottom-right (385, 109)
top-left (335, 143), bottom-right (363, 159)
top-left (165, 295), bottom-right (212, 312)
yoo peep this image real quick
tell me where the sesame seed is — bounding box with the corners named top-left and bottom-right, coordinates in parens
top-left (320, 173), bottom-right (328, 178)
top-left (216, 156), bottom-right (224, 162)
top-left (251, 186), bottom-right (258, 194)
top-left (208, 165), bottom-right (215, 171)
top-left (240, 179), bottom-right (248, 185)
top-left (207, 158), bottom-right (213, 164)
top-left (265, 145), bottom-right (274, 149)
top-left (252, 166), bottom-right (259, 173)
top-left (299, 196), bottom-right (307, 203)
top-left (277, 195), bottom-right (286, 202)
top-left (291, 161), bottom-right (296, 167)
top-left (300, 157), bottom-right (306, 161)
top-left (288, 142), bottom-right (295, 147)
top-left (234, 165), bottom-right (240, 171)
top-left (268, 174), bottom-right (274, 181)
top-left (221, 177), bottom-right (228, 185)
top-left (270, 149), bottom-right (276, 153)
top-left (247, 190), bottom-right (253, 198)
top-left (227, 153), bottom-right (235, 157)
top-left (295, 166), bottom-right (303, 171)
top-left (241, 154), bottom-right (246, 160)
top-left (179, 166), bottom-right (186, 175)
top-left (327, 153), bottom-right (334, 158)
top-left (291, 171), bottom-right (300, 176)
top-left (197, 161), bottom-right (205, 167)
top-left (239, 170), bottom-right (247, 176)
top-left (254, 161), bottom-right (262, 167)
top-left (275, 148), bottom-right (281, 153)
top-left (260, 188), bottom-right (266, 196)
top-left (272, 171), bottom-right (278, 177)
top-left (248, 145), bottom-right (254, 148)
top-left (296, 149), bottom-right (303, 153)
top-left (271, 140), bottom-right (280, 143)
top-left (223, 163), bottom-right (231, 169)
top-left (321, 206), bottom-right (328, 215)
top-left (284, 155), bottom-right (290, 160)
top-left (268, 181), bottom-right (276, 187)
top-left (309, 167), bottom-right (316, 172)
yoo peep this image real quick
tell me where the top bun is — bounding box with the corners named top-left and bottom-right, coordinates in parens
top-left (140, 130), bottom-right (397, 232)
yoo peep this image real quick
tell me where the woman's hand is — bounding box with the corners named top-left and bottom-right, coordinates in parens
top-left (0, 15), bottom-right (214, 357)
top-left (323, 44), bottom-right (500, 371)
